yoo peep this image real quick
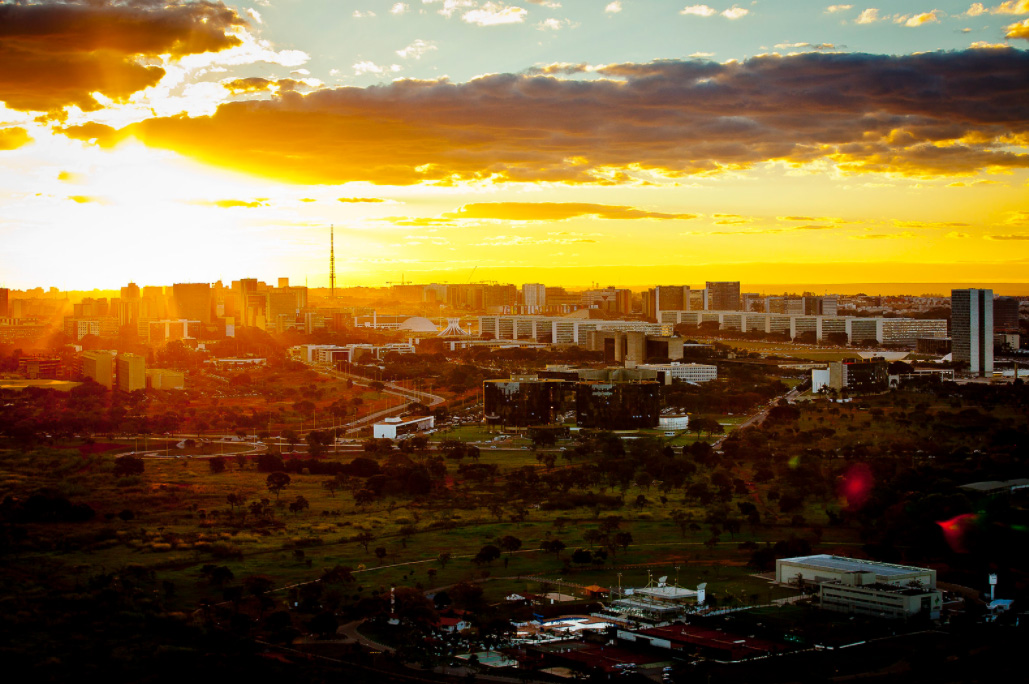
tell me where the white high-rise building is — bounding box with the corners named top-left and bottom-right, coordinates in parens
top-left (951, 288), bottom-right (993, 376)
top-left (521, 283), bottom-right (547, 312)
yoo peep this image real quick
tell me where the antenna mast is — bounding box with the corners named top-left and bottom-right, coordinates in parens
top-left (330, 224), bottom-right (336, 299)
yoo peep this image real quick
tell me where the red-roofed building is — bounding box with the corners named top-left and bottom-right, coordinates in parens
top-left (620, 623), bottom-right (789, 661)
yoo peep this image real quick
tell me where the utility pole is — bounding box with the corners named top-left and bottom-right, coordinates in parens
top-left (330, 224), bottom-right (336, 300)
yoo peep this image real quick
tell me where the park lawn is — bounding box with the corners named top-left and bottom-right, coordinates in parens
top-left (432, 425), bottom-right (495, 443)
top-left (2, 427), bottom-right (866, 612)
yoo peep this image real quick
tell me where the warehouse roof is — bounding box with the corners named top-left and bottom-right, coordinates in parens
top-left (779, 555), bottom-right (929, 578)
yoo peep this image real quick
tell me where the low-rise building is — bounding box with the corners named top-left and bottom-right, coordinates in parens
top-left (660, 310), bottom-right (947, 347)
top-left (575, 381), bottom-right (660, 429)
top-left (484, 377), bottom-right (573, 427)
top-left (18, 356), bottom-right (61, 379)
top-left (659, 415), bottom-right (689, 430)
top-left (146, 368), bottom-right (186, 389)
top-left (620, 623), bottom-right (788, 660)
top-left (817, 571), bottom-right (942, 620)
top-left (479, 314), bottom-right (668, 345)
top-left (484, 373), bottom-right (661, 429)
top-left (776, 554), bottom-right (936, 589)
top-left (372, 415), bottom-right (435, 439)
top-left (637, 362), bottom-right (717, 384)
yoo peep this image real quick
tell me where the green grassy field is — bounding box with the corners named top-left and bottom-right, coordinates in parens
top-left (1, 438), bottom-right (855, 610)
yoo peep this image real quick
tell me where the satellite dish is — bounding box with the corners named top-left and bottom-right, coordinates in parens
top-left (658, 576), bottom-right (668, 584)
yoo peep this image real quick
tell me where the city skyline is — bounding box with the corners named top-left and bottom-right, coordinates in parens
top-left (1, 1), bottom-right (1028, 289)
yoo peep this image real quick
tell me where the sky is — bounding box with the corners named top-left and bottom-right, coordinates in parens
top-left (1, 0), bottom-right (1028, 291)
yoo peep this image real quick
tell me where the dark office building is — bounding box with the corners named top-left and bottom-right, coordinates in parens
top-left (916, 337), bottom-right (952, 355)
top-left (706, 281), bottom-right (741, 311)
top-left (483, 378), bottom-right (573, 427)
top-left (842, 359), bottom-right (889, 393)
top-left (994, 297), bottom-right (1020, 333)
top-left (575, 381), bottom-right (661, 429)
top-left (0, 288), bottom-right (8, 318)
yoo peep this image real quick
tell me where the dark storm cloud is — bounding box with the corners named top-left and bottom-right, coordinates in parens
top-left (0, 0), bottom-right (246, 112)
top-left (69, 48), bottom-right (1029, 184)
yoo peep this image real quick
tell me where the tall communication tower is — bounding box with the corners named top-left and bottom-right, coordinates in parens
top-left (329, 224), bottom-right (336, 299)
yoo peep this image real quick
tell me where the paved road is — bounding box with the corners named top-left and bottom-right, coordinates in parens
top-left (712, 386), bottom-right (801, 449)
top-left (314, 367), bottom-right (446, 434)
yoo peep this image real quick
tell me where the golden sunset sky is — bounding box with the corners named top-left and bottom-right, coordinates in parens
top-left (1, 0), bottom-right (1028, 290)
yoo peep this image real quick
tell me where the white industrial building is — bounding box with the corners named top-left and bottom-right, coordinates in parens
top-left (372, 415), bottom-right (435, 439)
top-left (817, 573), bottom-right (942, 620)
top-left (638, 362), bottom-right (717, 384)
top-left (776, 555), bottom-right (936, 589)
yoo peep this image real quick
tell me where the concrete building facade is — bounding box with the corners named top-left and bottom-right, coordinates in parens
top-left (637, 362), bottom-right (717, 383)
top-left (776, 555), bottom-right (936, 589)
top-left (587, 330), bottom-right (685, 367)
top-left (479, 315), bottom-right (668, 345)
top-left (146, 368), bottom-right (185, 389)
top-left (81, 350), bottom-right (115, 389)
top-left (952, 288), bottom-right (993, 375)
top-left (116, 353), bottom-right (146, 392)
top-left (818, 572), bottom-right (942, 620)
top-left (661, 310), bottom-right (946, 347)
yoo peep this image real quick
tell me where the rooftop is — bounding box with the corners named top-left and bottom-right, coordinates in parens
top-left (779, 554), bottom-right (931, 577)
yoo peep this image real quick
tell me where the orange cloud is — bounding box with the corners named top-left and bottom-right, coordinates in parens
top-left (70, 50), bottom-right (1029, 184)
top-left (0, 0), bottom-right (245, 113)
top-left (0, 127), bottom-right (32, 150)
top-left (222, 77), bottom-right (303, 94)
top-left (1006, 19), bottom-right (1029, 39)
top-left (443, 202), bottom-right (698, 221)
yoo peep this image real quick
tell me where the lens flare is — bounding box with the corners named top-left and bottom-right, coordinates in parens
top-left (937, 513), bottom-right (979, 553)
top-left (838, 463), bottom-right (874, 510)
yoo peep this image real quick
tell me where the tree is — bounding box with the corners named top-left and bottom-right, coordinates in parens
top-left (113, 455), bottom-right (144, 477)
top-left (540, 539), bottom-right (565, 556)
top-left (282, 429), bottom-right (300, 453)
top-left (355, 531), bottom-right (375, 552)
top-left (498, 535), bottom-right (522, 555)
top-left (437, 551), bottom-right (452, 569)
top-left (614, 531), bottom-right (633, 551)
top-left (572, 548), bottom-right (592, 566)
top-left (266, 471), bottom-right (291, 499)
top-left (201, 564), bottom-right (234, 587)
top-left (374, 546), bottom-right (387, 564)
top-left (306, 430), bottom-right (333, 458)
top-left (529, 428), bottom-right (558, 450)
top-left (208, 455), bottom-right (227, 474)
top-left (670, 509), bottom-right (691, 538)
top-left (474, 544), bottom-right (501, 566)
top-left (288, 495), bottom-right (309, 515)
top-left (308, 611), bottom-right (338, 638)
